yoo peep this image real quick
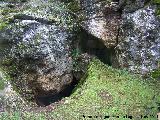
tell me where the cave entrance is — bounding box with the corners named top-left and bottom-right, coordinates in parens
top-left (35, 76), bottom-right (78, 106)
top-left (78, 28), bottom-right (117, 66)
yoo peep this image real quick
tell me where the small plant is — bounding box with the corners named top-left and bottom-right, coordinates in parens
top-left (72, 48), bottom-right (81, 58)
top-left (0, 20), bottom-right (8, 30)
top-left (151, 69), bottom-right (160, 79)
top-left (0, 79), bottom-right (5, 90)
top-left (151, 60), bottom-right (160, 79)
top-left (153, 0), bottom-right (160, 4)
top-left (71, 48), bottom-right (81, 71)
top-left (152, 0), bottom-right (160, 16)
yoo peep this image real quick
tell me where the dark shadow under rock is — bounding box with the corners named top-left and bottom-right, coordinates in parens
top-left (78, 28), bottom-right (118, 66)
top-left (35, 76), bottom-right (79, 106)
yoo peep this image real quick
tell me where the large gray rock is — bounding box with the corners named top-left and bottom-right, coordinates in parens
top-left (0, 0), bottom-right (75, 98)
top-left (80, 0), bottom-right (121, 48)
top-left (116, 5), bottom-right (160, 75)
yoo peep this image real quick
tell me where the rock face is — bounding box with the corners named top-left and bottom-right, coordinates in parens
top-left (0, 71), bottom-right (28, 113)
top-left (0, 0), bottom-right (74, 98)
top-left (80, 0), bottom-right (121, 48)
top-left (118, 0), bottom-right (147, 13)
top-left (79, 0), bottom-right (160, 76)
top-left (116, 5), bottom-right (160, 75)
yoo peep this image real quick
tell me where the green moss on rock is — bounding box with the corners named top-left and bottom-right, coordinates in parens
top-left (0, 69), bottom-right (6, 90)
top-left (152, 0), bottom-right (160, 16)
top-left (0, 21), bottom-right (8, 30)
top-left (0, 6), bottom-right (20, 30)
top-left (0, 79), bottom-right (5, 90)
top-left (0, 58), bottom-right (160, 119)
top-left (153, 0), bottom-right (160, 4)
top-left (155, 8), bottom-right (160, 16)
top-left (66, 0), bottom-right (81, 13)
top-left (152, 69), bottom-right (160, 79)
top-left (48, 58), bottom-right (160, 119)
top-left (151, 60), bottom-right (160, 79)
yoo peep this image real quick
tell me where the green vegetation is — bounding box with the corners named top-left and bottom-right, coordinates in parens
top-left (152, 69), bottom-right (160, 79)
top-left (152, 0), bottom-right (160, 16)
top-left (1, 57), bottom-right (17, 76)
top-left (153, 0), bottom-right (160, 4)
top-left (0, 20), bottom-right (8, 30)
top-left (0, 58), bottom-right (160, 119)
top-left (0, 68), bottom-right (5, 90)
top-left (49, 59), bottom-right (160, 119)
top-left (151, 60), bottom-right (160, 79)
top-left (155, 8), bottom-right (160, 16)
top-left (0, 4), bottom-right (20, 30)
top-left (0, 79), bottom-right (5, 90)
top-left (0, 112), bottom-right (46, 120)
top-left (0, 112), bottom-right (21, 120)
top-left (71, 48), bottom-right (81, 71)
top-left (65, 0), bottom-right (81, 13)
top-left (0, 81), bottom-right (4, 91)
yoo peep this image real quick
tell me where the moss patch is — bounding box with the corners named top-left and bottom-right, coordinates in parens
top-left (0, 69), bottom-right (5, 90)
top-left (151, 69), bottom-right (160, 79)
top-left (152, 0), bottom-right (160, 16)
top-left (1, 58), bottom-right (160, 119)
top-left (0, 79), bottom-right (5, 90)
top-left (153, 0), bottom-right (160, 4)
top-left (47, 59), bottom-right (160, 119)
top-left (0, 6), bottom-right (20, 30)
top-left (151, 60), bottom-right (160, 79)
top-left (0, 20), bottom-right (8, 30)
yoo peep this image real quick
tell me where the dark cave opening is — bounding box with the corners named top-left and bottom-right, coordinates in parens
top-left (35, 76), bottom-right (79, 107)
top-left (78, 28), bottom-right (116, 66)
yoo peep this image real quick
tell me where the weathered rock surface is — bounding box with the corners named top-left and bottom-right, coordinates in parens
top-left (0, 0), bottom-right (75, 99)
top-left (80, 0), bottom-right (121, 48)
top-left (118, 0), bottom-right (147, 13)
top-left (116, 5), bottom-right (160, 75)
top-left (0, 71), bottom-right (30, 113)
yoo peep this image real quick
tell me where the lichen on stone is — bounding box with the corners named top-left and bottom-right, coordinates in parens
top-left (116, 5), bottom-right (160, 76)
